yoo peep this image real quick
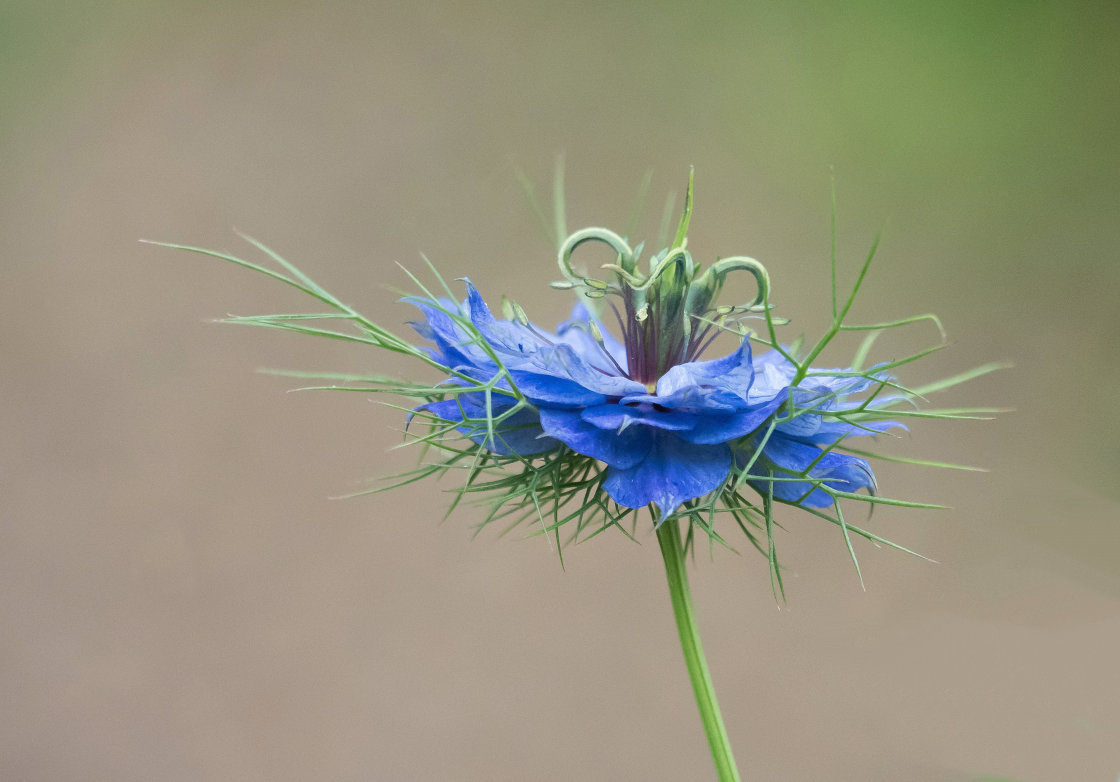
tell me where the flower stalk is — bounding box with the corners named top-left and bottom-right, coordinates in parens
top-left (656, 517), bottom-right (741, 782)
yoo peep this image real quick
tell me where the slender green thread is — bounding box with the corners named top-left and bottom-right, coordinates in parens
top-left (656, 518), bottom-right (741, 782)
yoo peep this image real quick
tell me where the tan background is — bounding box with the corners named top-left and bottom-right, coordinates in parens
top-left (3, 2), bottom-right (1118, 780)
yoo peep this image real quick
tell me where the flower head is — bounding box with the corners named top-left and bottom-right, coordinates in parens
top-left (404, 173), bottom-right (909, 528)
top-left (158, 171), bottom-right (1002, 589)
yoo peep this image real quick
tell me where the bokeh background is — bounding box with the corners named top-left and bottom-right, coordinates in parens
top-left (3, 2), bottom-right (1118, 780)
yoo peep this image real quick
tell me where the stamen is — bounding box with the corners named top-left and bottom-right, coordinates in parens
top-left (688, 319), bottom-right (724, 363)
top-left (511, 301), bottom-right (531, 326)
top-left (523, 322), bottom-right (556, 347)
top-left (588, 318), bottom-right (628, 377)
top-left (608, 300), bottom-right (628, 345)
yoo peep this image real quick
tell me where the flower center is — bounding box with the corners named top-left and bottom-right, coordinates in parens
top-left (552, 174), bottom-right (771, 384)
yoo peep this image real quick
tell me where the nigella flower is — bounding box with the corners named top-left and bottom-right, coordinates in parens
top-left (405, 191), bottom-right (904, 522)
top-left (152, 170), bottom-right (999, 561)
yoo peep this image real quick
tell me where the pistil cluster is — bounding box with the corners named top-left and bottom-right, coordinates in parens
top-left (551, 176), bottom-right (770, 385)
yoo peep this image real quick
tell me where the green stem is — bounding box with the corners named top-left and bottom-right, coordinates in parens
top-left (656, 518), bottom-right (742, 782)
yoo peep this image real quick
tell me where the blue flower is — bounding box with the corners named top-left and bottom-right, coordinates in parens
top-left (164, 173), bottom-right (991, 583)
top-left (408, 281), bottom-right (897, 518)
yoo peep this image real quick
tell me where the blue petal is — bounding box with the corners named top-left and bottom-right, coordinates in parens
top-left (418, 394), bottom-right (557, 456)
top-left (775, 406), bottom-right (823, 439)
top-left (580, 403), bottom-right (698, 432)
top-left (537, 407), bottom-right (652, 469)
top-left (746, 350), bottom-right (798, 403)
top-left (467, 284), bottom-right (642, 397)
top-left (519, 343), bottom-right (645, 398)
top-left (619, 388), bottom-right (739, 412)
top-left (678, 390), bottom-right (789, 444)
top-left (655, 339), bottom-right (756, 406)
top-left (751, 350), bottom-right (877, 403)
top-left (412, 285), bottom-right (643, 408)
top-left (405, 297), bottom-right (491, 369)
top-left (741, 433), bottom-right (875, 507)
top-left (508, 371), bottom-right (608, 407)
top-left (464, 282), bottom-right (551, 361)
top-left (602, 434), bottom-right (731, 516)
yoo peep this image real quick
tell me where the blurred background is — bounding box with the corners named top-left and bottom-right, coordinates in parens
top-left (2, 2), bottom-right (1118, 780)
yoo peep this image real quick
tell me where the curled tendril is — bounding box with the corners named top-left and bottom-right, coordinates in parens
top-left (557, 227), bottom-right (634, 293)
top-left (692, 255), bottom-right (770, 313)
top-left (557, 223), bottom-right (770, 330)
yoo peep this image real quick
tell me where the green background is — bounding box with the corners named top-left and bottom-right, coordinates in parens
top-left (2, 2), bottom-right (1117, 780)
